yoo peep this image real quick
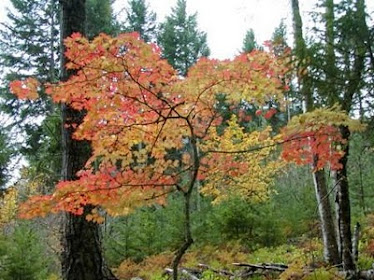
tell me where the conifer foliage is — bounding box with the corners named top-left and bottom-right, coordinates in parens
top-left (124, 0), bottom-right (157, 43)
top-left (157, 0), bottom-right (210, 76)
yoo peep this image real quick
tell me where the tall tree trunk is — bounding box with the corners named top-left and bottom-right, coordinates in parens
top-left (291, 0), bottom-right (340, 266)
top-left (324, 0), bottom-right (339, 105)
top-left (313, 167), bottom-right (340, 265)
top-left (333, 0), bottom-right (367, 274)
top-left (334, 126), bottom-right (355, 273)
top-left (59, 1), bottom-right (116, 279)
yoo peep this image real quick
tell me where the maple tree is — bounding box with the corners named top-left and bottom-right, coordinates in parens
top-left (281, 106), bottom-right (365, 171)
top-left (10, 32), bottom-right (289, 278)
top-left (10, 31), bottom-right (365, 279)
top-left (10, 32), bottom-right (288, 217)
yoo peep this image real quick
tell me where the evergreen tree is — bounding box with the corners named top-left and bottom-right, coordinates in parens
top-left (0, 223), bottom-right (53, 280)
top-left (0, 129), bottom-right (14, 187)
top-left (158, 0), bottom-right (210, 76)
top-left (242, 29), bottom-right (259, 52)
top-left (271, 20), bottom-right (288, 57)
top-left (124, 0), bottom-right (157, 43)
top-left (0, 0), bottom-right (59, 117)
top-left (86, 0), bottom-right (119, 39)
top-left (0, 0), bottom-right (60, 189)
top-left (0, 0), bottom-right (59, 84)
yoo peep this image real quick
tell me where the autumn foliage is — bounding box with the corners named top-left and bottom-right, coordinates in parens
top-left (281, 106), bottom-right (364, 170)
top-left (10, 32), bottom-right (362, 221)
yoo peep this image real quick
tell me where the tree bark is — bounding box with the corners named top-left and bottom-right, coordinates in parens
top-left (324, 0), bottom-right (339, 105)
top-left (334, 126), bottom-right (355, 273)
top-left (313, 167), bottom-right (340, 265)
top-left (352, 222), bottom-right (360, 264)
top-left (171, 122), bottom-right (200, 280)
top-left (332, 0), bottom-right (367, 274)
top-left (172, 191), bottom-right (193, 280)
top-left (59, 1), bottom-right (116, 279)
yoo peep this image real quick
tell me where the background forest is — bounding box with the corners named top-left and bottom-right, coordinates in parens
top-left (0, 0), bottom-right (374, 280)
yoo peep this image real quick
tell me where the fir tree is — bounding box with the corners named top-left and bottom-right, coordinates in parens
top-left (242, 28), bottom-right (259, 52)
top-left (158, 0), bottom-right (210, 76)
top-left (124, 0), bottom-right (157, 43)
top-left (86, 0), bottom-right (119, 39)
top-left (0, 0), bottom-right (60, 188)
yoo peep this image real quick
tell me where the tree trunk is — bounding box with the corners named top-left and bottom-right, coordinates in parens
top-left (172, 191), bottom-right (193, 280)
top-left (59, 1), bottom-right (116, 279)
top-left (332, 0), bottom-right (368, 274)
top-left (352, 222), bottom-right (360, 264)
top-left (313, 168), bottom-right (340, 265)
top-left (334, 126), bottom-right (355, 273)
top-left (324, 0), bottom-right (339, 105)
top-left (171, 123), bottom-right (200, 280)
top-left (291, 0), bottom-right (340, 266)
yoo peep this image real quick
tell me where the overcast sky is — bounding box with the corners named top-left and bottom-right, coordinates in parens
top-left (0, 0), bottom-right (373, 59)
top-left (115, 0), bottom-right (303, 59)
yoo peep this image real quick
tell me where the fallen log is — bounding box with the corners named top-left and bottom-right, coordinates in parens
top-left (198, 263), bottom-right (234, 276)
top-left (232, 262), bottom-right (288, 272)
top-left (164, 262), bottom-right (374, 279)
top-left (359, 269), bottom-right (374, 280)
top-left (164, 267), bottom-right (200, 280)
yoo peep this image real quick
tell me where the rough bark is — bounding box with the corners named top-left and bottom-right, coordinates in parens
top-left (59, 1), bottom-right (116, 279)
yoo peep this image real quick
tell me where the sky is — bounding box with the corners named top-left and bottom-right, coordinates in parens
top-left (0, 0), bottom-right (317, 59)
top-left (117, 0), bottom-right (300, 59)
top-left (0, 0), bottom-right (373, 58)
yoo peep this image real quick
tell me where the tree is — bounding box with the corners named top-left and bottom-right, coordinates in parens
top-left (0, 0), bottom-right (60, 186)
top-left (58, 1), bottom-right (116, 279)
top-left (1, 1), bottom-right (118, 278)
top-left (242, 29), bottom-right (260, 53)
top-left (86, 0), bottom-right (119, 39)
top-left (291, 0), bottom-right (340, 266)
top-left (157, 0), bottom-right (210, 76)
top-left (12, 32), bottom-right (287, 279)
top-left (0, 223), bottom-right (54, 280)
top-left (271, 20), bottom-right (289, 58)
top-left (0, 129), bottom-right (14, 188)
top-left (124, 0), bottom-right (157, 43)
top-left (0, 0), bottom-right (59, 84)
top-left (291, 0), bottom-right (372, 274)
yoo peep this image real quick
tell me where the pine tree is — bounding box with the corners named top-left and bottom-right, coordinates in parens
top-left (124, 0), bottom-right (157, 43)
top-left (0, 0), bottom-right (59, 84)
top-left (158, 0), bottom-right (210, 76)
